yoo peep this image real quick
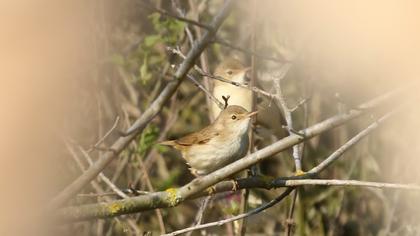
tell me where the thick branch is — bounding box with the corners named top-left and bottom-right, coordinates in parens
top-left (56, 89), bottom-right (403, 221)
top-left (57, 176), bottom-right (419, 222)
top-left (48, 0), bottom-right (234, 209)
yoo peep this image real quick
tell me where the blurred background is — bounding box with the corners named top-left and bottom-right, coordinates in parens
top-left (1, 0), bottom-right (419, 235)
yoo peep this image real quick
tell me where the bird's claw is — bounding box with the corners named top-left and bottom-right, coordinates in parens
top-left (206, 186), bottom-right (216, 195)
top-left (294, 170), bottom-right (306, 176)
top-left (231, 179), bottom-right (239, 192)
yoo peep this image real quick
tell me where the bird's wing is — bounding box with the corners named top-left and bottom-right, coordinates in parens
top-left (175, 126), bottom-right (219, 146)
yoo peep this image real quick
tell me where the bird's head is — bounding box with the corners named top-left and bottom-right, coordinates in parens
top-left (214, 58), bottom-right (251, 84)
top-left (215, 105), bottom-right (258, 135)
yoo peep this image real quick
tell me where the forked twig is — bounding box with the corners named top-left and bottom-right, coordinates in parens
top-left (222, 95), bottom-right (230, 109)
top-left (87, 116), bottom-right (120, 152)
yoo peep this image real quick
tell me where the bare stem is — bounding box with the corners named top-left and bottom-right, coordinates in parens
top-left (272, 63), bottom-right (302, 172)
top-left (87, 116), bottom-right (120, 153)
top-left (187, 74), bottom-right (225, 110)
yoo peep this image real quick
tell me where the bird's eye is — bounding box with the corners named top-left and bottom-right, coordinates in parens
top-left (231, 115), bottom-right (237, 120)
top-left (226, 70), bottom-right (233, 75)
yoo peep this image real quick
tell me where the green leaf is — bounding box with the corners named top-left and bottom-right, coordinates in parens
top-left (139, 56), bottom-right (152, 83)
top-left (144, 35), bottom-right (161, 47)
top-left (137, 124), bottom-right (159, 155)
top-left (148, 12), bottom-right (161, 28)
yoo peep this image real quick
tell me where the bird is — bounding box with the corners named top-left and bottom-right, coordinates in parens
top-left (210, 58), bottom-right (287, 145)
top-left (211, 58), bottom-right (252, 120)
top-left (160, 105), bottom-right (257, 176)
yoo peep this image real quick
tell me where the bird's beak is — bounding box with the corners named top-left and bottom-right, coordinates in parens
top-left (242, 67), bottom-right (252, 82)
top-left (246, 110), bottom-right (258, 117)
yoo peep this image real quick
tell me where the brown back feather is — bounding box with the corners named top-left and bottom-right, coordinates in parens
top-left (175, 125), bottom-right (219, 146)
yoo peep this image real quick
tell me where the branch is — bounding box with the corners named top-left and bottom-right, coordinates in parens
top-left (203, 72), bottom-right (276, 99)
top-left (78, 147), bottom-right (129, 199)
top-left (272, 63), bottom-right (302, 172)
top-left (55, 88), bottom-right (403, 221)
top-left (222, 95), bottom-right (230, 109)
top-left (139, 0), bottom-right (213, 31)
top-left (48, 0), bottom-right (235, 209)
top-left (276, 179), bottom-right (420, 190)
top-left (187, 74), bottom-right (225, 110)
top-left (168, 46), bottom-right (276, 99)
top-left (306, 109), bottom-right (399, 175)
top-left (87, 116), bottom-right (120, 153)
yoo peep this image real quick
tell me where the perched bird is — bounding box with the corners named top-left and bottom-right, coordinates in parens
top-left (160, 105), bottom-right (257, 176)
top-left (211, 58), bottom-right (252, 120)
top-left (211, 58), bottom-right (287, 143)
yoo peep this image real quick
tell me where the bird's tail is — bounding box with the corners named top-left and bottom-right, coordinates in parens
top-left (158, 140), bottom-right (176, 146)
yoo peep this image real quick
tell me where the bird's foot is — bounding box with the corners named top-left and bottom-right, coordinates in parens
top-left (231, 179), bottom-right (240, 192)
top-left (294, 170), bottom-right (306, 176)
top-left (206, 186), bottom-right (216, 195)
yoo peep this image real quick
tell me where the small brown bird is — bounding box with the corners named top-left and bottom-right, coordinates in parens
top-left (160, 105), bottom-right (257, 176)
top-left (211, 58), bottom-right (252, 120)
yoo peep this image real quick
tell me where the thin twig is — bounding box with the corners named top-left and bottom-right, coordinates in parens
top-left (78, 147), bottom-right (129, 199)
top-left (137, 154), bottom-right (166, 234)
top-left (286, 189), bottom-right (298, 236)
top-left (307, 109), bottom-right (399, 175)
top-left (64, 141), bottom-right (138, 234)
top-left (272, 63), bottom-right (302, 172)
top-left (278, 179), bottom-right (420, 190)
top-left (290, 98), bottom-right (309, 112)
top-left (87, 116), bottom-right (120, 152)
top-left (187, 74), bottom-right (225, 110)
top-left (170, 49), bottom-right (224, 111)
top-left (186, 196), bottom-right (212, 236)
top-left (167, 46), bottom-right (276, 99)
top-left (270, 63), bottom-right (303, 234)
top-left (171, 0), bottom-right (195, 47)
top-left (222, 95), bottom-right (230, 109)
top-left (77, 189), bottom-right (150, 198)
top-left (188, 0), bottom-right (214, 122)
